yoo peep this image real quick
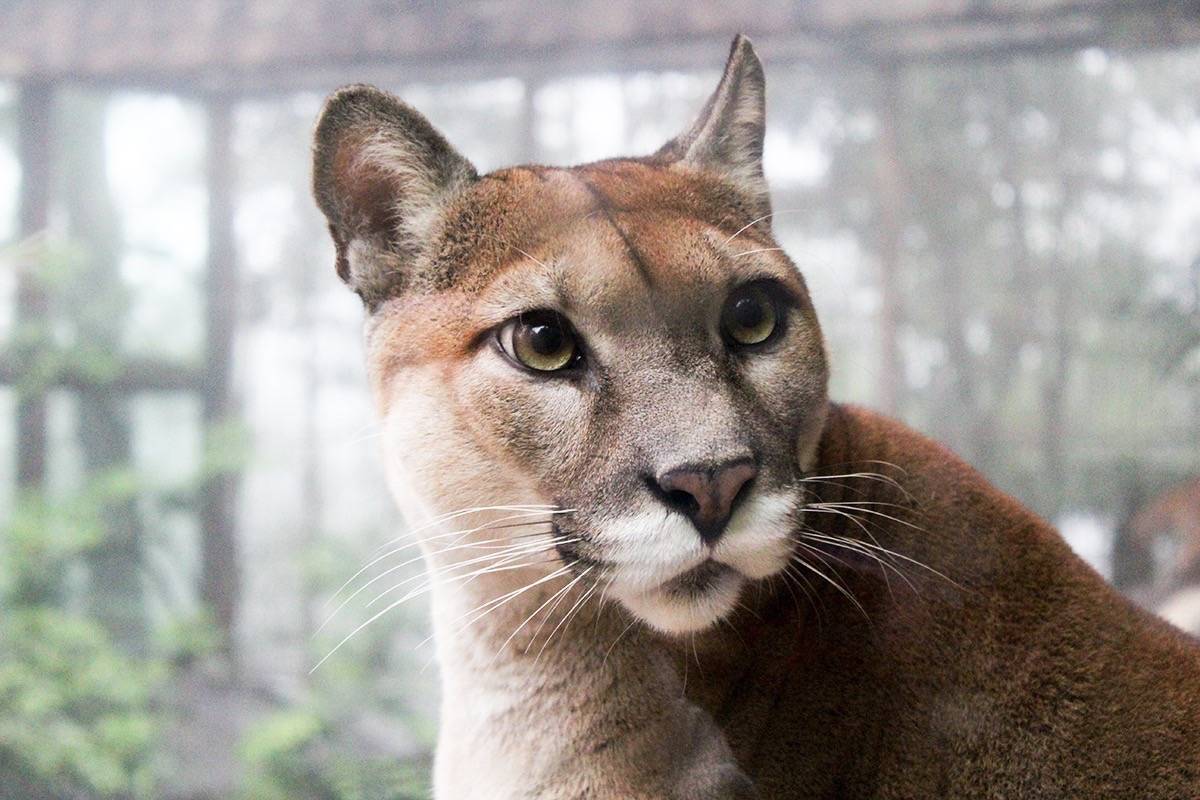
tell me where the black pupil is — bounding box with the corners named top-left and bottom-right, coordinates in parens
top-left (528, 322), bottom-right (565, 355)
top-left (731, 294), bottom-right (765, 329)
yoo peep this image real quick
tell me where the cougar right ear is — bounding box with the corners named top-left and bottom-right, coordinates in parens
top-left (655, 35), bottom-right (768, 211)
top-left (312, 85), bottom-right (477, 308)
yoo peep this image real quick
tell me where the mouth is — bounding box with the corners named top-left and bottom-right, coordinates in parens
top-left (550, 492), bottom-right (797, 634)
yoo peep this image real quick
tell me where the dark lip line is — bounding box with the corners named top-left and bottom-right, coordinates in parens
top-left (553, 518), bottom-right (755, 589)
top-left (662, 559), bottom-right (738, 596)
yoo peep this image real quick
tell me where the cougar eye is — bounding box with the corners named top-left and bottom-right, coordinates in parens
top-left (498, 311), bottom-right (581, 373)
top-left (721, 283), bottom-right (779, 347)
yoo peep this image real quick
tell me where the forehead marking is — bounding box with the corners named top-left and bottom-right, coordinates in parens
top-left (574, 172), bottom-right (655, 289)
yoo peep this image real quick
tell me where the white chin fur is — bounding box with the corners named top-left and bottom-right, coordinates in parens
top-left (618, 569), bottom-right (746, 635)
top-left (606, 491), bottom-right (796, 634)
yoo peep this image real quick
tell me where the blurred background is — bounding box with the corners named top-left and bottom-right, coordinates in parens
top-left (1, 2), bottom-right (1199, 798)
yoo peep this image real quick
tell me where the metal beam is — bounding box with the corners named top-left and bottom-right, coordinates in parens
top-left (0, 1), bottom-right (1198, 95)
top-left (0, 357), bottom-right (204, 393)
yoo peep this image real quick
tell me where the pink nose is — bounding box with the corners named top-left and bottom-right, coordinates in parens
top-left (652, 459), bottom-right (758, 544)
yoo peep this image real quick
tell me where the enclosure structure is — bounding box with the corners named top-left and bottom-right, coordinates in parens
top-left (2, 2), bottom-right (1200, 797)
top-left (4, 0), bottom-right (1197, 656)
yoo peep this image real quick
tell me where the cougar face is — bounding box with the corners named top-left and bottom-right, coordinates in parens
top-left (314, 37), bottom-right (829, 633)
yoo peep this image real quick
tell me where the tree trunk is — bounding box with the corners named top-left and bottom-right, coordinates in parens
top-left (200, 95), bottom-right (243, 665)
top-left (14, 81), bottom-right (53, 491)
top-left (60, 89), bottom-right (148, 651)
top-left (873, 64), bottom-right (906, 417)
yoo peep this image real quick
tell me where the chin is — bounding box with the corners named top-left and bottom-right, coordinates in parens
top-left (618, 562), bottom-right (748, 635)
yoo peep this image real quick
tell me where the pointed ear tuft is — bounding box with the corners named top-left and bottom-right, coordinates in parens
top-left (656, 34), bottom-right (768, 206)
top-left (312, 85), bottom-right (477, 307)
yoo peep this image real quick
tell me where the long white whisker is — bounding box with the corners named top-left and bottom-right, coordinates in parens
top-left (536, 575), bottom-right (599, 663)
top-left (492, 565), bottom-right (591, 666)
top-left (370, 505), bottom-right (566, 555)
top-left (445, 563), bottom-right (577, 642)
top-left (603, 615), bottom-right (640, 666)
top-left (366, 548), bottom-right (570, 629)
top-left (362, 537), bottom-right (577, 612)
top-left (789, 553), bottom-right (870, 622)
top-left (800, 529), bottom-right (957, 588)
top-left (326, 508), bottom-right (568, 610)
top-left (733, 247), bottom-right (786, 257)
top-left (806, 502), bottom-right (924, 532)
top-left (797, 534), bottom-right (903, 599)
top-left (723, 208), bottom-right (807, 244)
top-left (316, 528), bottom-right (562, 635)
top-left (314, 554), bottom-right (571, 674)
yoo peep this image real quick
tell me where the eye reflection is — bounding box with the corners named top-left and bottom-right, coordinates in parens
top-left (498, 311), bottom-right (580, 372)
top-left (721, 284), bottom-right (779, 346)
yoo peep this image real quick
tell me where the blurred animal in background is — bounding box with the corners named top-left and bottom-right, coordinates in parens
top-left (1115, 476), bottom-right (1200, 635)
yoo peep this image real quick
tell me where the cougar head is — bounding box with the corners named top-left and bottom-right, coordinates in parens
top-left (313, 35), bottom-right (829, 634)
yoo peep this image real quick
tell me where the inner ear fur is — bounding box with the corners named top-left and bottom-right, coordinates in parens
top-left (656, 34), bottom-right (769, 212)
top-left (312, 84), bottom-right (477, 308)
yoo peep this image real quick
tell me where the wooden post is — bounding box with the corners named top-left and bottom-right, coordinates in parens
top-left (200, 95), bottom-right (242, 661)
top-left (874, 64), bottom-right (905, 417)
top-left (14, 80), bottom-right (53, 490)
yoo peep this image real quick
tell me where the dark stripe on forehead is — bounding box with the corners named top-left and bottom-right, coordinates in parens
top-left (573, 173), bottom-right (656, 288)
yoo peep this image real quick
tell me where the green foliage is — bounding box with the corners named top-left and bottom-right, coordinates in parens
top-left (152, 611), bottom-right (223, 668)
top-left (1, 469), bottom-right (138, 606)
top-left (238, 709), bottom-right (430, 800)
top-left (0, 237), bottom-right (133, 394)
top-left (1, 471), bottom-right (171, 799)
top-left (0, 608), bottom-right (166, 799)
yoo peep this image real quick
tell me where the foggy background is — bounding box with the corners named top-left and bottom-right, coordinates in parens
top-left (1, 2), bottom-right (1199, 798)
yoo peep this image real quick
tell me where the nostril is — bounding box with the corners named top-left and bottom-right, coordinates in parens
top-left (644, 474), bottom-right (699, 515)
top-left (664, 488), bottom-right (698, 514)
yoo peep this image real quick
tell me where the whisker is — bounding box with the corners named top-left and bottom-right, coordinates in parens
top-left (447, 563), bottom-right (577, 639)
top-left (312, 547), bottom-right (572, 672)
top-left (797, 535), bottom-right (901, 603)
top-left (356, 557), bottom-right (561, 623)
top-left (362, 537), bottom-right (577, 613)
top-left (798, 470), bottom-right (915, 502)
top-left (603, 615), bottom-right (641, 666)
top-left (806, 502), bottom-right (924, 532)
top-left (370, 504), bottom-right (568, 556)
top-left (316, 528), bottom-right (562, 635)
top-left (327, 508), bottom-right (568, 610)
top-left (779, 567), bottom-right (826, 629)
top-left (800, 529), bottom-right (957, 588)
top-left (788, 553), bottom-right (871, 623)
top-left (492, 565), bottom-right (590, 666)
top-left (733, 246), bottom-right (786, 258)
top-left (529, 568), bottom-right (593, 657)
top-left (723, 208), bottom-right (808, 244)
top-left (537, 577), bottom-right (600, 662)
top-left (512, 245), bottom-right (551, 270)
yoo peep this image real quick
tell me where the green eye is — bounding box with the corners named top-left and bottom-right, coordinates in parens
top-left (721, 284), bottom-right (778, 346)
top-left (499, 311), bottom-right (580, 372)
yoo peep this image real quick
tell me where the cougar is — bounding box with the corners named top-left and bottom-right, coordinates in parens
top-left (312, 35), bottom-right (1200, 799)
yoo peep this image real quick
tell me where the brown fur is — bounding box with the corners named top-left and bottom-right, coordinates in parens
top-left (312, 34), bottom-right (1200, 799)
top-left (678, 404), bottom-right (1200, 797)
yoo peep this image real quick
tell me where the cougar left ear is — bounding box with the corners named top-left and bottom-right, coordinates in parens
top-left (656, 34), bottom-right (768, 208)
top-left (312, 85), bottom-right (477, 309)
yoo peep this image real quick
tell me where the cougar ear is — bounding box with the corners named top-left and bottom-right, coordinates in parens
top-left (656, 34), bottom-right (768, 207)
top-left (312, 85), bottom-right (477, 308)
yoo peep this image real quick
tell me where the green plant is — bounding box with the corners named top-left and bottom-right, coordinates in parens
top-left (238, 709), bottom-right (430, 800)
top-left (1, 473), bottom-right (170, 799)
top-left (0, 608), bottom-right (166, 799)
